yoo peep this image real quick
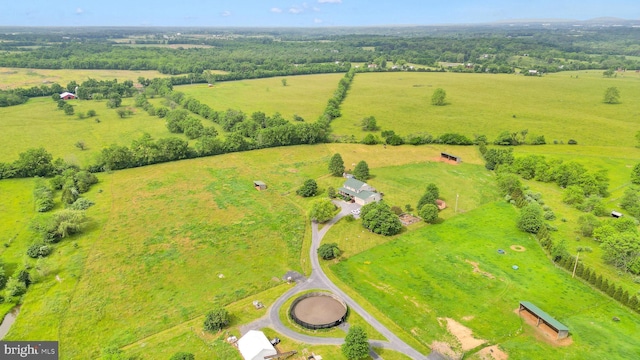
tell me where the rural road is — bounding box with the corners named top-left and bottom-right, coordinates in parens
top-left (242, 201), bottom-right (436, 360)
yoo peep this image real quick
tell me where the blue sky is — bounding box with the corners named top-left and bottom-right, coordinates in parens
top-left (2, 0), bottom-right (639, 27)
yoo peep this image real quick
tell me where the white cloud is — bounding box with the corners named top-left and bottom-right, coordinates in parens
top-left (318, 0), bottom-right (342, 3)
top-left (314, 18), bottom-right (323, 24)
top-left (289, 7), bottom-right (303, 14)
top-left (313, 7), bottom-right (321, 11)
top-left (75, 8), bottom-right (84, 15)
top-left (271, 7), bottom-right (283, 13)
top-left (221, 10), bottom-right (231, 17)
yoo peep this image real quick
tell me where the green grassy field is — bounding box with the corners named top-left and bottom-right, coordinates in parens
top-left (177, 73), bottom-right (344, 122)
top-left (0, 143), bottom-right (501, 358)
top-left (335, 71), bottom-right (640, 146)
top-left (0, 97), bottom-right (176, 166)
top-left (0, 67), bottom-right (170, 90)
top-left (511, 145), bottom-right (640, 295)
top-left (330, 202), bottom-right (640, 359)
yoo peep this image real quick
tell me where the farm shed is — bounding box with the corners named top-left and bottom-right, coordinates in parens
top-left (254, 181), bottom-right (267, 191)
top-left (237, 330), bottom-right (277, 360)
top-left (519, 301), bottom-right (569, 339)
top-left (611, 211), bottom-right (623, 218)
top-left (440, 152), bottom-right (461, 164)
top-left (59, 92), bottom-right (76, 100)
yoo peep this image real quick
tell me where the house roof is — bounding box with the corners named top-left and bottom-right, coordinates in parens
top-left (253, 181), bottom-right (266, 186)
top-left (343, 178), bottom-right (366, 190)
top-left (520, 301), bottom-right (569, 332)
top-left (355, 190), bottom-right (377, 201)
top-left (59, 92), bottom-right (75, 98)
top-left (338, 187), bottom-right (357, 197)
top-left (237, 330), bottom-right (276, 360)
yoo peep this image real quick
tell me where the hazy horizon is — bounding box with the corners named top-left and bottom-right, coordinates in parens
top-left (2, 0), bottom-right (639, 27)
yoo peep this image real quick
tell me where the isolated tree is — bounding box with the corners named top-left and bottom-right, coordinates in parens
top-left (327, 186), bottom-right (336, 199)
top-left (281, 78), bottom-right (288, 86)
top-left (603, 87), bottom-right (620, 104)
top-left (417, 183), bottom-right (439, 210)
top-left (318, 243), bottom-right (342, 260)
top-left (342, 326), bottom-right (369, 360)
top-left (631, 163), bottom-right (640, 185)
top-left (63, 103), bottom-right (74, 115)
top-left (309, 199), bottom-right (336, 223)
top-left (203, 307), bottom-right (230, 332)
top-left (328, 153), bottom-right (345, 176)
top-left (297, 179), bottom-right (318, 197)
top-left (353, 161), bottom-right (370, 181)
top-left (87, 109), bottom-right (97, 117)
top-left (360, 116), bottom-right (378, 131)
top-left (431, 88), bottom-right (447, 106)
top-left (419, 204), bottom-right (439, 224)
top-left (517, 203), bottom-right (544, 234)
top-left (75, 141), bottom-right (86, 151)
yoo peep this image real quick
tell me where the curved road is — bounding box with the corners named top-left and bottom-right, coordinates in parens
top-left (243, 202), bottom-right (431, 360)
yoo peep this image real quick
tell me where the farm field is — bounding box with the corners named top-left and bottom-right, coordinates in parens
top-left (0, 67), bottom-right (170, 90)
top-left (0, 97), bottom-right (183, 166)
top-left (330, 202), bottom-right (640, 359)
top-left (1, 143), bottom-right (485, 358)
top-left (335, 70), bottom-right (640, 146)
top-left (177, 73), bottom-right (344, 122)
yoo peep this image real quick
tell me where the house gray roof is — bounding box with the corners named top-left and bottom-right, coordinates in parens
top-left (355, 190), bottom-right (376, 201)
top-left (343, 178), bottom-right (366, 191)
top-left (520, 301), bottom-right (569, 332)
top-left (338, 187), bottom-right (357, 197)
top-left (253, 180), bottom-right (266, 186)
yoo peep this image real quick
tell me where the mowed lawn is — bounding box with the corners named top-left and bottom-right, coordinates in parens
top-left (335, 71), bottom-right (640, 146)
top-left (177, 73), bottom-right (345, 121)
top-left (330, 202), bottom-right (640, 360)
top-left (0, 97), bottom-right (174, 166)
top-left (0, 67), bottom-right (169, 90)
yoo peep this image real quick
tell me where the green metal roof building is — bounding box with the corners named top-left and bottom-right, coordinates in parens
top-left (519, 301), bottom-right (569, 339)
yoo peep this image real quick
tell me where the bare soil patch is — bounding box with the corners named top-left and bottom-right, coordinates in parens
top-left (515, 308), bottom-right (573, 346)
top-left (462, 315), bottom-right (475, 321)
top-left (477, 345), bottom-right (509, 360)
top-left (432, 156), bottom-right (460, 165)
top-left (440, 317), bottom-right (486, 351)
top-left (510, 245), bottom-right (526, 252)
top-left (399, 213), bottom-right (421, 226)
top-left (436, 199), bottom-right (447, 210)
top-left (465, 260), bottom-right (496, 279)
top-left (430, 341), bottom-right (458, 359)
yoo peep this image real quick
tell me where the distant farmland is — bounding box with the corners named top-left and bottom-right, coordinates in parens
top-left (335, 71), bottom-right (640, 146)
top-left (177, 73), bottom-right (344, 122)
top-left (0, 67), bottom-right (170, 90)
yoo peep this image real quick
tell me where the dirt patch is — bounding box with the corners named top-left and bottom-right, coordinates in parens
top-left (465, 260), bottom-right (496, 279)
top-left (510, 245), bottom-right (526, 252)
top-left (440, 317), bottom-right (486, 351)
top-left (515, 308), bottom-right (573, 347)
top-left (436, 199), bottom-right (447, 210)
top-left (462, 315), bottom-right (475, 321)
top-left (477, 345), bottom-right (509, 360)
top-left (399, 213), bottom-right (421, 226)
top-left (430, 341), bottom-right (458, 359)
top-left (432, 156), bottom-right (460, 165)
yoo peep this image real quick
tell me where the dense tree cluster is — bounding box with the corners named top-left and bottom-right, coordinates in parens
top-left (318, 243), bottom-right (342, 260)
top-left (360, 202), bottom-right (402, 236)
top-left (297, 179), bottom-right (318, 197)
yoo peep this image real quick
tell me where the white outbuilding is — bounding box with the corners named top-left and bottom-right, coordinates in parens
top-left (237, 330), bottom-right (277, 360)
